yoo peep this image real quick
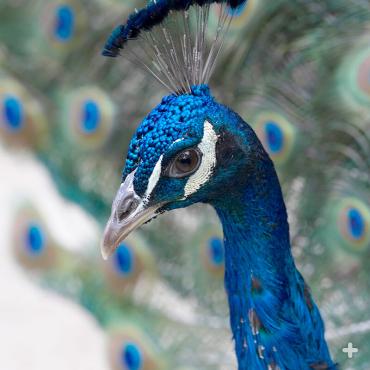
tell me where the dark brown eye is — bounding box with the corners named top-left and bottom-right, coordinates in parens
top-left (166, 148), bottom-right (201, 178)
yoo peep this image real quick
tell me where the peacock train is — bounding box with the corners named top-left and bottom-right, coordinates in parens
top-left (1, 0), bottom-right (370, 369)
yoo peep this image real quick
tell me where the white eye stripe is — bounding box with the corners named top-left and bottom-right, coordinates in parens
top-left (143, 121), bottom-right (218, 202)
top-left (184, 120), bottom-right (218, 198)
top-left (144, 154), bottom-right (163, 203)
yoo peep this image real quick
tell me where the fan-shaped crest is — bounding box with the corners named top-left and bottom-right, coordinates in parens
top-left (103, 0), bottom-right (247, 94)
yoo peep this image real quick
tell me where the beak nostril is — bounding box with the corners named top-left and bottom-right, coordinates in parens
top-left (117, 196), bottom-right (140, 222)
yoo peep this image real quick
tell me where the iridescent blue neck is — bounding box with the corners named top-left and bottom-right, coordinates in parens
top-left (213, 159), bottom-right (335, 370)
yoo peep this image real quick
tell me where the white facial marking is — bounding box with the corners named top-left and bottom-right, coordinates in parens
top-left (184, 120), bottom-right (218, 197)
top-left (171, 138), bottom-right (184, 146)
top-left (144, 154), bottom-right (163, 203)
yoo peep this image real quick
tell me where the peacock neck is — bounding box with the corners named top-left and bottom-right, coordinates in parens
top-left (214, 158), bottom-right (334, 370)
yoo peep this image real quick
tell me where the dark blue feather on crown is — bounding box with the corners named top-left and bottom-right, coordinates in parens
top-left (102, 0), bottom-right (247, 57)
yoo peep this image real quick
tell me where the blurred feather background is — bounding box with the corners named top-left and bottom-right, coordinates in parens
top-left (1, 0), bottom-right (370, 369)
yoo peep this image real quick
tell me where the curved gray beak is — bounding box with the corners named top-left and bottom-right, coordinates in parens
top-left (101, 171), bottom-right (162, 259)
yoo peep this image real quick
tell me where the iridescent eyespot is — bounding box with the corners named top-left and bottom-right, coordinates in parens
top-left (80, 100), bottom-right (101, 134)
top-left (336, 198), bottom-right (370, 253)
top-left (54, 5), bottom-right (75, 42)
top-left (12, 206), bottom-right (57, 270)
top-left (322, 197), bottom-right (370, 254)
top-left (25, 223), bottom-right (45, 256)
top-left (166, 148), bottom-right (202, 178)
top-left (42, 1), bottom-right (86, 51)
top-left (103, 236), bottom-right (155, 295)
top-left (0, 78), bottom-right (47, 149)
top-left (2, 95), bottom-right (24, 132)
top-left (207, 237), bottom-right (224, 267)
top-left (253, 112), bottom-right (296, 166)
top-left (347, 208), bottom-right (365, 240)
top-left (121, 342), bottom-right (143, 370)
top-left (108, 326), bottom-right (165, 370)
top-left (265, 122), bottom-right (284, 154)
top-left (65, 86), bottom-right (115, 149)
top-left (114, 243), bottom-right (135, 277)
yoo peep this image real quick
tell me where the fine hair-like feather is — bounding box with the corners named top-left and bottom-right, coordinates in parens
top-left (102, 0), bottom-right (248, 94)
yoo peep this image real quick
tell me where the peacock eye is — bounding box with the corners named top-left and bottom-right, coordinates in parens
top-left (166, 148), bottom-right (202, 178)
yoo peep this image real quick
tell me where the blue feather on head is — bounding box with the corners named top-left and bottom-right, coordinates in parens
top-left (123, 85), bottom-right (214, 193)
top-left (102, 0), bottom-right (247, 57)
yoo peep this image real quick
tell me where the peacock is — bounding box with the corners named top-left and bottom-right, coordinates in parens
top-left (100, 0), bottom-right (338, 369)
top-left (2, 0), bottom-right (370, 369)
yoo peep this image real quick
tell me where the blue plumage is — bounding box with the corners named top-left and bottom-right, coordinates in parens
top-left (216, 151), bottom-right (335, 368)
top-left (123, 85), bottom-right (213, 192)
top-left (101, 1), bottom-right (337, 368)
top-left (102, 0), bottom-right (248, 57)
top-left (102, 84), bottom-right (336, 369)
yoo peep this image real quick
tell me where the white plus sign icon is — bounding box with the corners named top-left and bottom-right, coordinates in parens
top-left (342, 342), bottom-right (359, 359)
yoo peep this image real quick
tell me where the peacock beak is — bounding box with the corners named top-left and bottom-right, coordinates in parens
top-left (101, 170), bottom-right (162, 260)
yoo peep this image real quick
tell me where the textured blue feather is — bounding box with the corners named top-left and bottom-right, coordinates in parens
top-left (213, 116), bottom-right (336, 369)
top-left (119, 85), bottom-right (337, 369)
top-left (122, 85), bottom-right (213, 194)
top-left (102, 0), bottom-right (248, 57)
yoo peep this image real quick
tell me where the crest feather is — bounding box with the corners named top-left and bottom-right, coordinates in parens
top-left (102, 0), bottom-right (248, 94)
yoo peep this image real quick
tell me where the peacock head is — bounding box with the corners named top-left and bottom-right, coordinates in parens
top-left (102, 85), bottom-right (267, 258)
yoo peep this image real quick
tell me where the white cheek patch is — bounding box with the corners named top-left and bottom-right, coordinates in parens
top-left (184, 120), bottom-right (218, 198)
top-left (143, 154), bottom-right (163, 203)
